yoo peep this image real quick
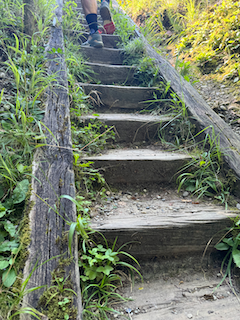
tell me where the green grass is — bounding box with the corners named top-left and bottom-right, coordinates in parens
top-left (119, 0), bottom-right (240, 81)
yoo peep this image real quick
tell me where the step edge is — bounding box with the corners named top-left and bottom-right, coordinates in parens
top-left (79, 82), bottom-right (160, 90)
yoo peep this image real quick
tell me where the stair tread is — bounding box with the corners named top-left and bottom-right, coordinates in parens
top-left (81, 113), bottom-right (172, 122)
top-left (80, 83), bottom-right (161, 109)
top-left (91, 198), bottom-right (234, 230)
top-left (90, 189), bottom-right (236, 257)
top-left (90, 190), bottom-right (237, 257)
top-left (83, 148), bottom-right (191, 160)
top-left (81, 46), bottom-right (123, 52)
top-left (79, 82), bottom-right (159, 90)
top-left (80, 46), bottom-right (124, 64)
top-left (85, 61), bottom-right (133, 68)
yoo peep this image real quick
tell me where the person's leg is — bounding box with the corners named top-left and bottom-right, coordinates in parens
top-left (81, 0), bottom-right (103, 48)
top-left (81, 0), bottom-right (97, 16)
top-left (100, 0), bottom-right (115, 34)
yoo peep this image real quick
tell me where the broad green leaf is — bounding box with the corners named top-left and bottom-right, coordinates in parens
top-left (12, 179), bottom-right (29, 204)
top-left (223, 238), bottom-right (234, 247)
top-left (3, 198), bottom-right (13, 209)
top-left (85, 268), bottom-right (98, 280)
top-left (80, 275), bottom-right (89, 282)
top-left (12, 247), bottom-right (18, 254)
top-left (2, 268), bottom-right (16, 287)
top-left (96, 265), bottom-right (114, 275)
top-left (236, 219), bottom-right (240, 226)
top-left (0, 208), bottom-right (7, 218)
top-left (17, 163), bottom-right (24, 173)
top-left (0, 202), bottom-right (6, 210)
top-left (215, 242), bottom-right (230, 251)
top-left (4, 221), bottom-right (16, 237)
top-left (0, 260), bottom-right (9, 270)
top-left (0, 240), bottom-right (18, 252)
top-left (232, 249), bottom-right (240, 268)
top-left (68, 222), bottom-right (77, 256)
top-left (89, 258), bottom-right (97, 267)
top-left (185, 184), bottom-right (195, 192)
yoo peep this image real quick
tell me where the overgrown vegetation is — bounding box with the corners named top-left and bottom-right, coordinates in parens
top-left (68, 210), bottom-right (142, 319)
top-left (120, 0), bottom-right (240, 81)
top-left (1, 0), bottom-right (240, 318)
top-left (214, 215), bottom-right (240, 288)
top-left (0, 0), bottom-right (56, 316)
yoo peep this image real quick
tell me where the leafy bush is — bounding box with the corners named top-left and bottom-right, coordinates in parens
top-left (215, 216), bottom-right (240, 287)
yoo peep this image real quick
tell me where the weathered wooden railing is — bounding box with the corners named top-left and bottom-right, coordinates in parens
top-left (21, 1), bottom-right (82, 319)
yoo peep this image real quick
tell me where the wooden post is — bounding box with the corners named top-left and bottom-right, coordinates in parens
top-left (21, 1), bottom-right (82, 318)
top-left (24, 0), bottom-right (35, 37)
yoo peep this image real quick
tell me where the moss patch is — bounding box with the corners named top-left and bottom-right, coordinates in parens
top-left (38, 256), bottom-right (77, 320)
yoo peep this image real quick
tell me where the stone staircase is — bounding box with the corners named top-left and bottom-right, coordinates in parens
top-left (74, 2), bottom-right (240, 319)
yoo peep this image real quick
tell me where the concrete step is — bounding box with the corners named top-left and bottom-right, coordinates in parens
top-left (82, 148), bottom-right (191, 184)
top-left (79, 83), bottom-right (161, 109)
top-left (80, 113), bottom-right (172, 142)
top-left (90, 189), bottom-right (236, 259)
top-left (84, 62), bottom-right (135, 84)
top-left (80, 47), bottom-right (124, 64)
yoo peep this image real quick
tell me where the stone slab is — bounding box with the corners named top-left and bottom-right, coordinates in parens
top-left (79, 83), bottom-right (161, 109)
top-left (80, 113), bottom-right (172, 142)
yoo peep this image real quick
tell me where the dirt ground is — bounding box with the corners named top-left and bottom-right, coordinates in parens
top-left (110, 255), bottom-right (240, 320)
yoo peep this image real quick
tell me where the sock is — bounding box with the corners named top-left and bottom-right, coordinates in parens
top-left (86, 13), bottom-right (98, 34)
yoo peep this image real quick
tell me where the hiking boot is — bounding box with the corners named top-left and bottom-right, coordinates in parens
top-left (100, 1), bottom-right (116, 34)
top-left (81, 30), bottom-right (103, 48)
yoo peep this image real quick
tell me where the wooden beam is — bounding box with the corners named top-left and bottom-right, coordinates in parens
top-left (21, 1), bottom-right (82, 318)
